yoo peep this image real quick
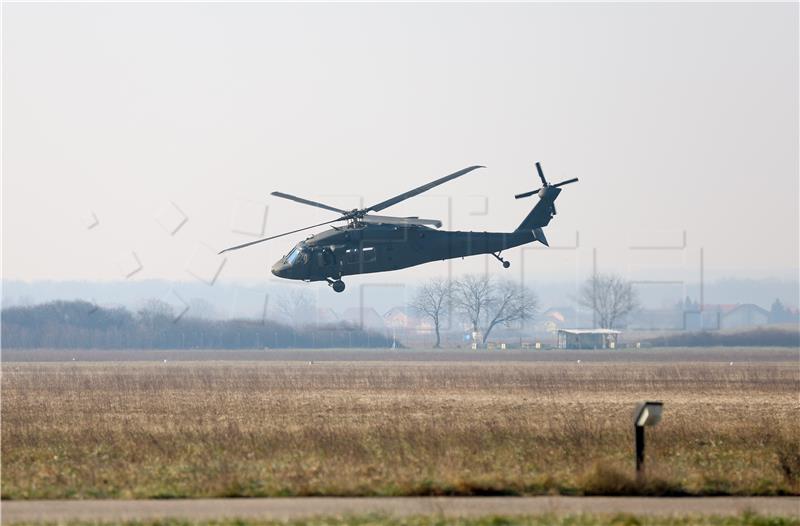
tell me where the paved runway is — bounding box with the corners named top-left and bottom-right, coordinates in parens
top-left (3, 497), bottom-right (799, 522)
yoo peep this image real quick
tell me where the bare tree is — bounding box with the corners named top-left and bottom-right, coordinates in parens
top-left (410, 277), bottom-right (451, 348)
top-left (275, 289), bottom-right (315, 326)
top-left (481, 279), bottom-right (537, 343)
top-left (453, 275), bottom-right (538, 344)
top-left (578, 273), bottom-right (639, 329)
top-left (452, 274), bottom-right (494, 338)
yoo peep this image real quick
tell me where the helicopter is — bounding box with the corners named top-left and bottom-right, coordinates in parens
top-left (220, 163), bottom-right (578, 292)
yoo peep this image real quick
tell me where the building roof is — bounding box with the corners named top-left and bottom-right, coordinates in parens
top-left (725, 303), bottom-right (769, 316)
top-left (701, 304), bottom-right (762, 314)
top-left (557, 328), bottom-right (621, 335)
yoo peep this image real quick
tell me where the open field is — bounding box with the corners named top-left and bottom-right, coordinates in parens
top-left (2, 352), bottom-right (799, 500)
top-left (3, 347), bottom-right (798, 363)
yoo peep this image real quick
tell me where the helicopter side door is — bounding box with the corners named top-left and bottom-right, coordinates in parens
top-left (340, 245), bottom-right (380, 275)
top-left (314, 247), bottom-right (338, 277)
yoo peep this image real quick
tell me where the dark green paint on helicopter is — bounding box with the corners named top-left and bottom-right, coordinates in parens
top-left (220, 163), bottom-right (577, 293)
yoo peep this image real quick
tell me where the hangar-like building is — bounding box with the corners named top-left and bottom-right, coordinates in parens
top-left (556, 329), bottom-right (621, 349)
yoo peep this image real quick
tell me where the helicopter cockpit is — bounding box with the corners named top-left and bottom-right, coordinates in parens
top-left (285, 245), bottom-right (306, 265)
top-left (271, 243), bottom-right (309, 279)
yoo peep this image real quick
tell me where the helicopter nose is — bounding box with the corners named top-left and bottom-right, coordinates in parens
top-left (271, 261), bottom-right (288, 277)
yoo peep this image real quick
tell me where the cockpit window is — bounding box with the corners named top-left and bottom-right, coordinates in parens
top-left (285, 246), bottom-right (302, 265)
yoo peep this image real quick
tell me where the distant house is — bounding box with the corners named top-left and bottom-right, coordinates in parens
top-left (557, 329), bottom-right (620, 349)
top-left (539, 307), bottom-right (577, 332)
top-left (628, 309), bottom-right (684, 330)
top-left (719, 304), bottom-right (769, 330)
top-left (698, 304), bottom-right (770, 330)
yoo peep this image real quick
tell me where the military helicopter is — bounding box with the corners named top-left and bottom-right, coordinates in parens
top-left (220, 163), bottom-right (577, 292)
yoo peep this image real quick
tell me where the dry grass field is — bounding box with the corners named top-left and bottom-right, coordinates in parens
top-left (2, 515), bottom-right (800, 526)
top-left (2, 356), bottom-right (799, 500)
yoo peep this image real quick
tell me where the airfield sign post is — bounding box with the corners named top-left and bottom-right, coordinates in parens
top-left (633, 401), bottom-right (663, 483)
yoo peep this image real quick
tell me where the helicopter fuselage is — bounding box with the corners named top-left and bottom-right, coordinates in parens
top-left (219, 162), bottom-right (574, 292)
top-left (271, 223), bottom-right (536, 282)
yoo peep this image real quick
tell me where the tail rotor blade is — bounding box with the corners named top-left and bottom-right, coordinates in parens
top-left (552, 177), bottom-right (579, 188)
top-left (536, 162), bottom-right (547, 186)
top-left (515, 188), bottom-right (542, 199)
top-left (516, 165), bottom-right (578, 199)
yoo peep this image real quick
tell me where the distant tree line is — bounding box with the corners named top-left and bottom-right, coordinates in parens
top-left (1, 300), bottom-right (392, 349)
top-left (644, 327), bottom-right (800, 348)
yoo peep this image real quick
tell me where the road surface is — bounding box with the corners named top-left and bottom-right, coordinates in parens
top-left (3, 497), bottom-right (799, 523)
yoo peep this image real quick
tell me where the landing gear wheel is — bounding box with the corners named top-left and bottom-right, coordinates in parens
top-left (332, 280), bottom-right (346, 293)
top-left (492, 252), bottom-right (511, 269)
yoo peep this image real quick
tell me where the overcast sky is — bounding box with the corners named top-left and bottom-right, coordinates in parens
top-left (3, 3), bottom-right (798, 290)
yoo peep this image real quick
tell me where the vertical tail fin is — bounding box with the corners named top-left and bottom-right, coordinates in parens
top-left (515, 187), bottom-right (562, 232)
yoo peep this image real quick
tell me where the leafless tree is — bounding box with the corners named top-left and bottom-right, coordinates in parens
top-left (275, 289), bottom-right (315, 326)
top-left (452, 274), bottom-right (493, 338)
top-left (578, 273), bottom-right (639, 329)
top-left (410, 277), bottom-right (451, 348)
top-left (481, 279), bottom-right (538, 343)
top-left (453, 275), bottom-right (538, 344)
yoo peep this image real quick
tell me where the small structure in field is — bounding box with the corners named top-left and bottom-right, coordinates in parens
top-left (557, 329), bottom-right (620, 349)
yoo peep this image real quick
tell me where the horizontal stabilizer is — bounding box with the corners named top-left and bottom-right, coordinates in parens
top-left (533, 227), bottom-right (549, 247)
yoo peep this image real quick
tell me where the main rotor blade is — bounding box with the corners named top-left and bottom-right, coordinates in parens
top-left (270, 191), bottom-right (346, 214)
top-left (218, 218), bottom-right (341, 254)
top-left (365, 165), bottom-right (484, 214)
top-left (552, 177), bottom-right (579, 188)
top-left (536, 162), bottom-right (547, 186)
top-left (362, 214), bottom-right (443, 228)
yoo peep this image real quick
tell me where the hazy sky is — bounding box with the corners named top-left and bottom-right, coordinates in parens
top-left (3, 3), bottom-right (798, 290)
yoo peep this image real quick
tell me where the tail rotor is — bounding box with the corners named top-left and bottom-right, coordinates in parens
top-left (515, 162), bottom-right (578, 200)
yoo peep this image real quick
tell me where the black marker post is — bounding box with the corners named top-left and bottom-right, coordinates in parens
top-left (633, 401), bottom-right (663, 483)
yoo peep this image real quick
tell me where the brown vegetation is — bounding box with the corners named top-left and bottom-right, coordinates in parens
top-left (2, 360), bottom-right (798, 499)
